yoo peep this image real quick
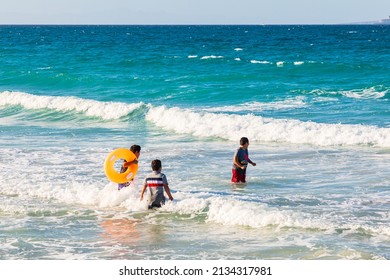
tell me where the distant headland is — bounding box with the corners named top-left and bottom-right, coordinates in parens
top-left (379, 16), bottom-right (390, 24)
top-left (351, 16), bottom-right (390, 25)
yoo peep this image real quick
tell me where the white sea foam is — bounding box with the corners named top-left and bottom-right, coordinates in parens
top-left (234, 48), bottom-right (243, 51)
top-left (1, 145), bottom-right (389, 244)
top-left (200, 55), bottom-right (224, 60)
top-left (146, 105), bottom-right (390, 147)
top-left (206, 197), bottom-right (307, 228)
top-left (2, 178), bottom-right (389, 238)
top-left (188, 55), bottom-right (198, 58)
top-left (201, 98), bottom-right (307, 113)
top-left (144, 194), bottom-right (390, 237)
top-left (341, 87), bottom-right (388, 99)
top-left (36, 66), bottom-right (52, 70)
top-left (308, 87), bottom-right (388, 99)
top-left (250, 60), bottom-right (271, 64)
top-left (0, 91), bottom-right (144, 120)
top-left (294, 61), bottom-right (304, 65)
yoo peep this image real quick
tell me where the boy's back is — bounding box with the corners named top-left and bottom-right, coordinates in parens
top-left (140, 159), bottom-right (174, 209)
top-left (144, 171), bottom-right (168, 208)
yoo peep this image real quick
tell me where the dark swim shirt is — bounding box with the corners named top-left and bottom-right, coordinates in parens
top-left (232, 148), bottom-right (249, 170)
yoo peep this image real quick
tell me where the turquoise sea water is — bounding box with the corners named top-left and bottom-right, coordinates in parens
top-left (0, 25), bottom-right (389, 259)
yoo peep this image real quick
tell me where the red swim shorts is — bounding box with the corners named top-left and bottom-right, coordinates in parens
top-left (231, 168), bottom-right (246, 183)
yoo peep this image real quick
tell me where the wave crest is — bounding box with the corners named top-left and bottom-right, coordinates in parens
top-left (146, 105), bottom-right (390, 147)
top-left (0, 91), bottom-right (144, 120)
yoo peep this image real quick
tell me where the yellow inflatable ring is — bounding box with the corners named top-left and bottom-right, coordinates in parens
top-left (104, 148), bottom-right (138, 183)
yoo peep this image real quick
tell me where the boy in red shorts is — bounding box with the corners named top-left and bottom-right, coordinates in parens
top-left (231, 137), bottom-right (256, 183)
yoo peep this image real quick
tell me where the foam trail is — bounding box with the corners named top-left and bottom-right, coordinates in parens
top-left (0, 91), bottom-right (144, 120)
top-left (146, 106), bottom-right (390, 147)
top-left (202, 98), bottom-right (306, 113)
top-left (200, 55), bottom-right (224, 59)
top-left (250, 60), bottom-right (271, 64)
top-left (308, 87), bottom-right (388, 99)
top-left (341, 87), bottom-right (388, 99)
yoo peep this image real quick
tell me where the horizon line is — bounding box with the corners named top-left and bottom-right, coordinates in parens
top-left (0, 22), bottom-right (387, 26)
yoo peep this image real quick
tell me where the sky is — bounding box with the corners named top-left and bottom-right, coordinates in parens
top-left (0, 0), bottom-right (389, 25)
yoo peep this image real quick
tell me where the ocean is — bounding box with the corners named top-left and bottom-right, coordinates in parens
top-left (0, 25), bottom-right (389, 260)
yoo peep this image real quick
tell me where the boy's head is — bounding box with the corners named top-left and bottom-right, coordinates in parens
top-left (151, 159), bottom-right (162, 171)
top-left (130, 145), bottom-right (141, 158)
top-left (240, 137), bottom-right (249, 146)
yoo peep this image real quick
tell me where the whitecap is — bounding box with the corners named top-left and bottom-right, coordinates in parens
top-left (0, 91), bottom-right (144, 120)
top-left (250, 60), bottom-right (271, 64)
top-left (146, 105), bottom-right (390, 147)
top-left (200, 55), bottom-right (224, 60)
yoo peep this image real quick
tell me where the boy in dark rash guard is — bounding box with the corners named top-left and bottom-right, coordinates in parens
top-left (231, 137), bottom-right (256, 183)
top-left (117, 145), bottom-right (141, 190)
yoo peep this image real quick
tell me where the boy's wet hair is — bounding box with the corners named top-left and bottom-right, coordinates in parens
top-left (130, 145), bottom-right (141, 153)
top-left (240, 137), bottom-right (249, 145)
top-left (151, 159), bottom-right (162, 171)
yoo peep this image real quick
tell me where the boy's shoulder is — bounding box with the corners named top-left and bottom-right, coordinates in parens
top-left (145, 171), bottom-right (165, 177)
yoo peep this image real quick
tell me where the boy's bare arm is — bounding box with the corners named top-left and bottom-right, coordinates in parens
top-left (163, 184), bottom-right (173, 201)
top-left (140, 185), bottom-right (147, 200)
top-left (123, 159), bottom-right (138, 168)
top-left (233, 155), bottom-right (246, 169)
top-left (248, 159), bottom-right (256, 166)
